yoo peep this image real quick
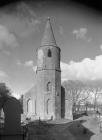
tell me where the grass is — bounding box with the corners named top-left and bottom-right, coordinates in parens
top-left (25, 117), bottom-right (96, 140)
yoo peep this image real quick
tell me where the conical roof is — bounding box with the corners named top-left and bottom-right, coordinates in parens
top-left (41, 17), bottom-right (57, 46)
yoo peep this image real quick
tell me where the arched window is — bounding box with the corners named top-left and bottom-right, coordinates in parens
top-left (46, 99), bottom-right (52, 115)
top-left (48, 49), bottom-right (52, 57)
top-left (47, 82), bottom-right (51, 91)
top-left (27, 99), bottom-right (32, 114)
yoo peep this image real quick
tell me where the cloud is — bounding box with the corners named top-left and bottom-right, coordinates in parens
top-left (9, 2), bottom-right (41, 26)
top-left (72, 28), bottom-right (91, 42)
top-left (61, 55), bottom-right (102, 81)
top-left (17, 60), bottom-right (34, 67)
top-left (16, 2), bottom-right (36, 21)
top-left (3, 2), bottom-right (41, 38)
top-left (0, 70), bottom-right (8, 77)
top-left (72, 28), bottom-right (87, 39)
top-left (16, 2), bottom-right (41, 37)
top-left (5, 2), bottom-right (36, 21)
top-left (0, 25), bottom-right (18, 49)
top-left (24, 60), bottom-right (33, 67)
top-left (16, 60), bottom-right (22, 66)
top-left (100, 44), bottom-right (102, 51)
top-left (17, 54), bottom-right (102, 82)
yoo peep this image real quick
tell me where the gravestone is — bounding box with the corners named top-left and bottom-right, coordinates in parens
top-left (1, 97), bottom-right (22, 140)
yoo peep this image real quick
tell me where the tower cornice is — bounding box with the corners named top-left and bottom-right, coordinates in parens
top-left (36, 68), bottom-right (61, 72)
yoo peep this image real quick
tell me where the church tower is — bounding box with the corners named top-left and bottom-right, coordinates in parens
top-left (36, 18), bottom-right (61, 120)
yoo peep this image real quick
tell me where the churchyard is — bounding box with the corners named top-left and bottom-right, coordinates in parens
top-left (1, 83), bottom-right (102, 140)
top-left (1, 108), bottom-right (102, 140)
top-left (22, 115), bottom-right (102, 140)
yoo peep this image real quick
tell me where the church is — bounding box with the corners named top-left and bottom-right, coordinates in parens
top-left (23, 18), bottom-right (72, 120)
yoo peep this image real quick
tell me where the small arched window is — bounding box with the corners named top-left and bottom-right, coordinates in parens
top-left (27, 99), bottom-right (32, 114)
top-left (48, 49), bottom-right (52, 57)
top-left (47, 82), bottom-right (51, 91)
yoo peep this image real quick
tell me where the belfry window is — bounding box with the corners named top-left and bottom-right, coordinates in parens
top-left (47, 82), bottom-right (51, 91)
top-left (48, 49), bottom-right (52, 57)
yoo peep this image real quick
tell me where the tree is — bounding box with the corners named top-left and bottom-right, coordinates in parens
top-left (0, 83), bottom-right (12, 118)
top-left (86, 81), bottom-right (102, 111)
top-left (62, 80), bottom-right (91, 112)
top-left (0, 83), bottom-right (12, 110)
top-left (19, 94), bottom-right (24, 113)
top-left (0, 83), bottom-right (11, 97)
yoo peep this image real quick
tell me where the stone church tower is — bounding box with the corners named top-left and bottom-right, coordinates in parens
top-left (36, 18), bottom-right (61, 120)
top-left (23, 18), bottom-right (63, 121)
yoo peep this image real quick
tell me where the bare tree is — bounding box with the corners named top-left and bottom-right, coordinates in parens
top-left (86, 81), bottom-right (102, 111)
top-left (62, 80), bottom-right (91, 112)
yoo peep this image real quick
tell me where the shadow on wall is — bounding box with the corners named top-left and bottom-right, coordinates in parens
top-left (61, 86), bottom-right (65, 118)
top-left (0, 97), bottom-right (23, 140)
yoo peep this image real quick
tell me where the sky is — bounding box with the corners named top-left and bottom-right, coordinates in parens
top-left (0, 0), bottom-right (102, 98)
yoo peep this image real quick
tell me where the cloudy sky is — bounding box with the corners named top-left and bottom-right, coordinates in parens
top-left (0, 0), bottom-right (102, 97)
